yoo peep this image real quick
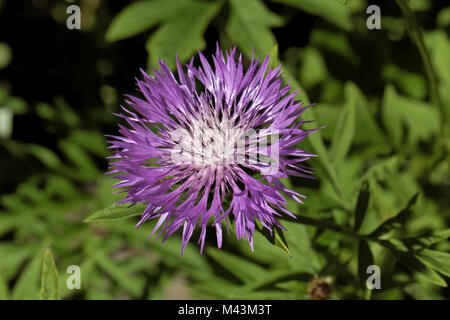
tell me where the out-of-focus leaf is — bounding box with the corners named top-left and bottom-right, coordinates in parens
top-left (0, 107), bottom-right (12, 138)
top-left (39, 248), bottom-right (59, 300)
top-left (59, 140), bottom-right (99, 179)
top-left (415, 249), bottom-right (450, 278)
top-left (28, 144), bottom-right (62, 169)
top-left (255, 220), bottom-right (291, 256)
top-left (358, 241), bottom-right (373, 299)
top-left (382, 64), bottom-right (427, 99)
top-left (300, 47), bottom-right (328, 88)
top-left (0, 264), bottom-right (8, 300)
top-left (207, 248), bottom-right (267, 283)
top-left (310, 29), bottom-right (357, 62)
top-left (401, 229), bottom-right (450, 250)
top-left (94, 252), bottom-right (145, 297)
top-left (330, 82), bottom-right (356, 165)
top-left (69, 130), bottom-right (107, 157)
top-left (284, 221), bottom-right (321, 274)
top-left (351, 85), bottom-right (388, 149)
top-left (424, 30), bottom-right (450, 133)
top-left (0, 42), bottom-right (12, 70)
top-left (54, 96), bottom-right (80, 127)
top-left (382, 85), bottom-right (439, 148)
top-left (146, 0), bottom-right (222, 69)
top-left (370, 193), bottom-right (419, 238)
top-left (226, 0), bottom-right (283, 58)
top-left (354, 180), bottom-right (370, 232)
top-left (437, 7), bottom-right (450, 28)
top-left (84, 203), bottom-right (144, 222)
top-left (392, 250), bottom-right (447, 287)
top-left (272, 0), bottom-right (352, 31)
top-left (414, 266), bottom-right (447, 287)
top-left (12, 251), bottom-right (42, 299)
top-left (268, 44), bottom-right (278, 68)
top-left (105, 0), bottom-right (189, 42)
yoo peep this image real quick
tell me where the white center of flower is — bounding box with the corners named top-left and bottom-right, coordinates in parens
top-left (169, 116), bottom-right (244, 168)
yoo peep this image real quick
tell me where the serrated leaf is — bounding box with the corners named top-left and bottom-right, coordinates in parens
top-left (370, 193), bottom-right (419, 238)
top-left (146, 0), bottom-right (222, 69)
top-left (84, 203), bottom-right (145, 223)
top-left (354, 180), bottom-right (370, 232)
top-left (415, 249), bottom-right (450, 278)
top-left (358, 241), bottom-right (373, 299)
top-left (105, 0), bottom-right (189, 42)
top-left (39, 248), bottom-right (59, 300)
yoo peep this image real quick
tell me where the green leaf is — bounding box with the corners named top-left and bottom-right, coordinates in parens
top-left (437, 7), bottom-right (450, 28)
top-left (39, 248), bottom-right (59, 300)
top-left (12, 251), bottom-right (42, 299)
top-left (391, 250), bottom-right (447, 287)
top-left (207, 248), bottom-right (267, 283)
top-left (354, 180), bottom-right (370, 232)
top-left (300, 47), bottom-right (328, 88)
top-left (0, 264), bottom-right (9, 300)
top-left (272, 0), bottom-right (353, 31)
top-left (414, 268), bottom-right (447, 287)
top-left (226, 0), bottom-right (283, 58)
top-left (105, 0), bottom-right (189, 42)
top-left (330, 82), bottom-right (356, 165)
top-left (0, 106), bottom-right (13, 138)
top-left (84, 203), bottom-right (145, 223)
top-left (349, 84), bottom-right (388, 149)
top-left (284, 221), bottom-right (321, 273)
top-left (146, 0), bottom-right (222, 69)
top-left (401, 229), bottom-right (450, 250)
top-left (0, 42), bottom-right (12, 70)
top-left (382, 64), bottom-right (427, 99)
top-left (266, 47), bottom-right (348, 210)
top-left (370, 193), bottom-right (419, 238)
top-left (94, 252), bottom-right (145, 297)
top-left (358, 241), bottom-right (373, 299)
top-left (59, 140), bottom-right (99, 179)
top-left (415, 249), bottom-right (450, 278)
top-left (255, 220), bottom-right (291, 256)
top-left (382, 85), bottom-right (439, 148)
top-left (268, 44), bottom-right (278, 68)
top-left (28, 144), bottom-right (62, 169)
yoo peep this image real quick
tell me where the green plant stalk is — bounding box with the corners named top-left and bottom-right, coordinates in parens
top-left (396, 0), bottom-right (446, 137)
top-left (287, 214), bottom-right (395, 250)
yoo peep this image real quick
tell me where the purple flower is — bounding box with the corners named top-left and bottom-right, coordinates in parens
top-left (107, 46), bottom-right (317, 254)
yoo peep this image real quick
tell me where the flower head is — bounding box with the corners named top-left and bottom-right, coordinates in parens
top-left (107, 46), bottom-right (317, 254)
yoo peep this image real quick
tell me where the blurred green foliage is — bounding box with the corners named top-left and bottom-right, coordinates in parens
top-left (0, 0), bottom-right (449, 300)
